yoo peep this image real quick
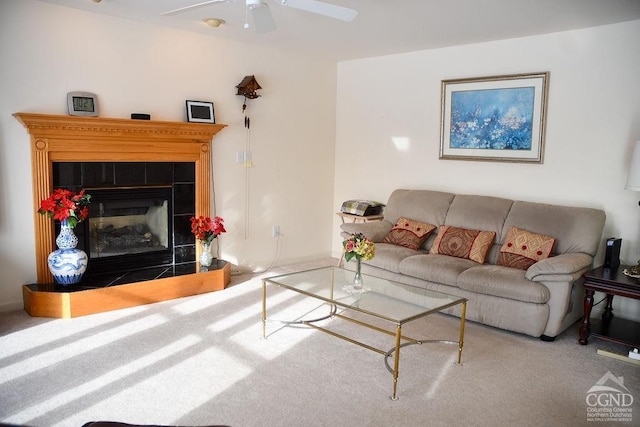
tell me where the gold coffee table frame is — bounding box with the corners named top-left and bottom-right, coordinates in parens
top-left (262, 266), bottom-right (467, 400)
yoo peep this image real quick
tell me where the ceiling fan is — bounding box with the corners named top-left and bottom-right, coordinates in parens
top-left (161, 0), bottom-right (358, 33)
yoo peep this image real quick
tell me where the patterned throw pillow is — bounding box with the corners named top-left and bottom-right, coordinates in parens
top-left (382, 217), bottom-right (436, 250)
top-left (498, 226), bottom-right (556, 270)
top-left (429, 225), bottom-right (496, 264)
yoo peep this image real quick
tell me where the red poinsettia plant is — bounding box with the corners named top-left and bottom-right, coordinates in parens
top-left (38, 188), bottom-right (91, 228)
top-left (190, 215), bottom-right (226, 244)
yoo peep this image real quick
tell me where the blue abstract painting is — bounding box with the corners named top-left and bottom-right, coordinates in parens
top-left (450, 87), bottom-right (535, 150)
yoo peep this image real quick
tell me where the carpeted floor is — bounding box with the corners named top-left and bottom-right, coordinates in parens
top-left (1, 258), bottom-right (639, 427)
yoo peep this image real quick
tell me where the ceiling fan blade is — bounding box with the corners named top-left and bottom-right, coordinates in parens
top-left (251, 4), bottom-right (277, 33)
top-left (161, 0), bottom-right (231, 16)
top-left (283, 0), bottom-right (358, 22)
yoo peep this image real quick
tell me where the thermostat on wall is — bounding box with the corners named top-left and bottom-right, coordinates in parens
top-left (67, 91), bottom-right (99, 117)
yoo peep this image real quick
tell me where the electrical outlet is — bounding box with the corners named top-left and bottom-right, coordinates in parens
top-left (272, 225), bottom-right (279, 238)
top-left (236, 151), bottom-right (245, 164)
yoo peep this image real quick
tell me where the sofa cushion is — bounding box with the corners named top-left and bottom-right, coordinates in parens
top-left (382, 216), bottom-right (436, 250)
top-left (501, 201), bottom-right (605, 257)
top-left (457, 265), bottom-right (551, 303)
top-left (429, 226), bottom-right (496, 264)
top-left (360, 242), bottom-right (421, 273)
top-left (498, 226), bottom-right (556, 270)
top-left (445, 194), bottom-right (514, 241)
top-left (399, 254), bottom-right (478, 286)
top-left (383, 189), bottom-right (455, 228)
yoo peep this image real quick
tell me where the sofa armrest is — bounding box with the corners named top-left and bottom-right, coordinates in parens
top-left (525, 252), bottom-right (593, 282)
top-left (340, 221), bottom-right (393, 243)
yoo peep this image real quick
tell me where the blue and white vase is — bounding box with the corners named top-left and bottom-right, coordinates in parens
top-left (47, 219), bottom-right (87, 285)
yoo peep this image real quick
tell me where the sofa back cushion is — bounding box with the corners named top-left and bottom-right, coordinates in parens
top-left (383, 189), bottom-right (455, 249)
top-left (501, 201), bottom-right (606, 257)
top-left (383, 189), bottom-right (455, 227)
top-left (444, 195), bottom-right (514, 238)
top-left (442, 195), bottom-right (513, 264)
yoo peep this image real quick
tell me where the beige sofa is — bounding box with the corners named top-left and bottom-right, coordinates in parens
top-left (340, 189), bottom-right (606, 340)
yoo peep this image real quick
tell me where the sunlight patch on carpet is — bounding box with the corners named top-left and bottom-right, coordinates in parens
top-left (169, 280), bottom-right (258, 315)
top-left (208, 286), bottom-right (325, 334)
top-left (4, 335), bottom-right (201, 426)
top-left (0, 305), bottom-right (152, 359)
top-left (424, 353), bottom-right (458, 400)
top-left (0, 314), bottom-right (167, 385)
top-left (50, 345), bottom-right (253, 427)
top-left (231, 308), bottom-right (333, 360)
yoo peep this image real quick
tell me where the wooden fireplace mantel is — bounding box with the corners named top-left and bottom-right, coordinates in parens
top-left (14, 112), bottom-right (229, 317)
top-left (14, 112), bottom-right (226, 283)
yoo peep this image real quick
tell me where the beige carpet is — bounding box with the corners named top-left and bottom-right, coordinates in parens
top-left (1, 258), bottom-right (639, 427)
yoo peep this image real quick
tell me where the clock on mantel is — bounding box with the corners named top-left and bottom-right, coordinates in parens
top-left (67, 91), bottom-right (99, 117)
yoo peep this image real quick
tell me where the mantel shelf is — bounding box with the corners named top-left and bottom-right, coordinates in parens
top-left (13, 112), bottom-right (226, 141)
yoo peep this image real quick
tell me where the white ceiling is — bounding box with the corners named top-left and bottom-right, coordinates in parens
top-left (35, 0), bottom-right (640, 61)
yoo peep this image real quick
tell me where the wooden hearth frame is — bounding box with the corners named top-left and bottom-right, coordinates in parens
top-left (14, 112), bottom-right (229, 317)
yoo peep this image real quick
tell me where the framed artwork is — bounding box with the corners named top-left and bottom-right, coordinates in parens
top-left (440, 72), bottom-right (549, 163)
top-left (186, 100), bottom-right (215, 123)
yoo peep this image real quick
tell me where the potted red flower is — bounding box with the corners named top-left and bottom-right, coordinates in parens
top-left (190, 216), bottom-right (226, 267)
top-left (38, 188), bottom-right (91, 228)
top-left (37, 188), bottom-right (92, 285)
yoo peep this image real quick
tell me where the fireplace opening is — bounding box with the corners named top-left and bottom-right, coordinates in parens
top-left (76, 186), bottom-right (174, 276)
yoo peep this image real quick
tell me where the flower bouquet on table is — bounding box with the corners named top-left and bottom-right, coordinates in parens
top-left (190, 215), bottom-right (226, 267)
top-left (342, 232), bottom-right (375, 291)
top-left (38, 188), bottom-right (92, 285)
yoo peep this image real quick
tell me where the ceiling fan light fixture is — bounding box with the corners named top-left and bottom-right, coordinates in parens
top-left (246, 0), bottom-right (264, 8)
top-left (161, 0), bottom-right (358, 28)
top-left (203, 18), bottom-right (225, 27)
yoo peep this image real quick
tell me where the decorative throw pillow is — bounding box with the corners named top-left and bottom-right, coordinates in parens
top-left (498, 226), bottom-right (556, 270)
top-left (429, 225), bottom-right (496, 264)
top-left (382, 217), bottom-right (436, 250)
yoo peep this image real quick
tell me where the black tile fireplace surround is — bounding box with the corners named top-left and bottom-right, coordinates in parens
top-left (50, 161), bottom-right (200, 289)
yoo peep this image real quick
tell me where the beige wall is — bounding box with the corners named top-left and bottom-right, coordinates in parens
top-left (333, 20), bottom-right (640, 320)
top-left (0, 0), bottom-right (337, 310)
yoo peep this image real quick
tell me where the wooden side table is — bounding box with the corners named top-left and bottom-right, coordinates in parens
top-left (578, 265), bottom-right (640, 347)
top-left (336, 212), bottom-right (384, 224)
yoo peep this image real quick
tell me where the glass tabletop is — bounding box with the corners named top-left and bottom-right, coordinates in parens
top-left (263, 266), bottom-right (466, 324)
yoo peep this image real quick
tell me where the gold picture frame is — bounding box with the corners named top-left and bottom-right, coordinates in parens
top-left (440, 72), bottom-right (549, 163)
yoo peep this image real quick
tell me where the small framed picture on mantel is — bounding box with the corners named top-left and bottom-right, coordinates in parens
top-left (186, 100), bottom-right (215, 123)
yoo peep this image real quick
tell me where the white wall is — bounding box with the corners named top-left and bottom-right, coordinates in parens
top-left (333, 20), bottom-right (640, 320)
top-left (0, 0), bottom-right (337, 310)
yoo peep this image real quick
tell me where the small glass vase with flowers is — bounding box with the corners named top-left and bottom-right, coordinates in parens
top-left (190, 215), bottom-right (226, 269)
top-left (342, 232), bottom-right (375, 291)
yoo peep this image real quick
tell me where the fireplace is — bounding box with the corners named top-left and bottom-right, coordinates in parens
top-left (14, 112), bottom-right (230, 318)
top-left (53, 160), bottom-right (199, 281)
top-left (82, 185), bottom-right (174, 275)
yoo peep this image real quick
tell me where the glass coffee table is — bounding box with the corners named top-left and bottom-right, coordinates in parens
top-left (262, 266), bottom-right (467, 400)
